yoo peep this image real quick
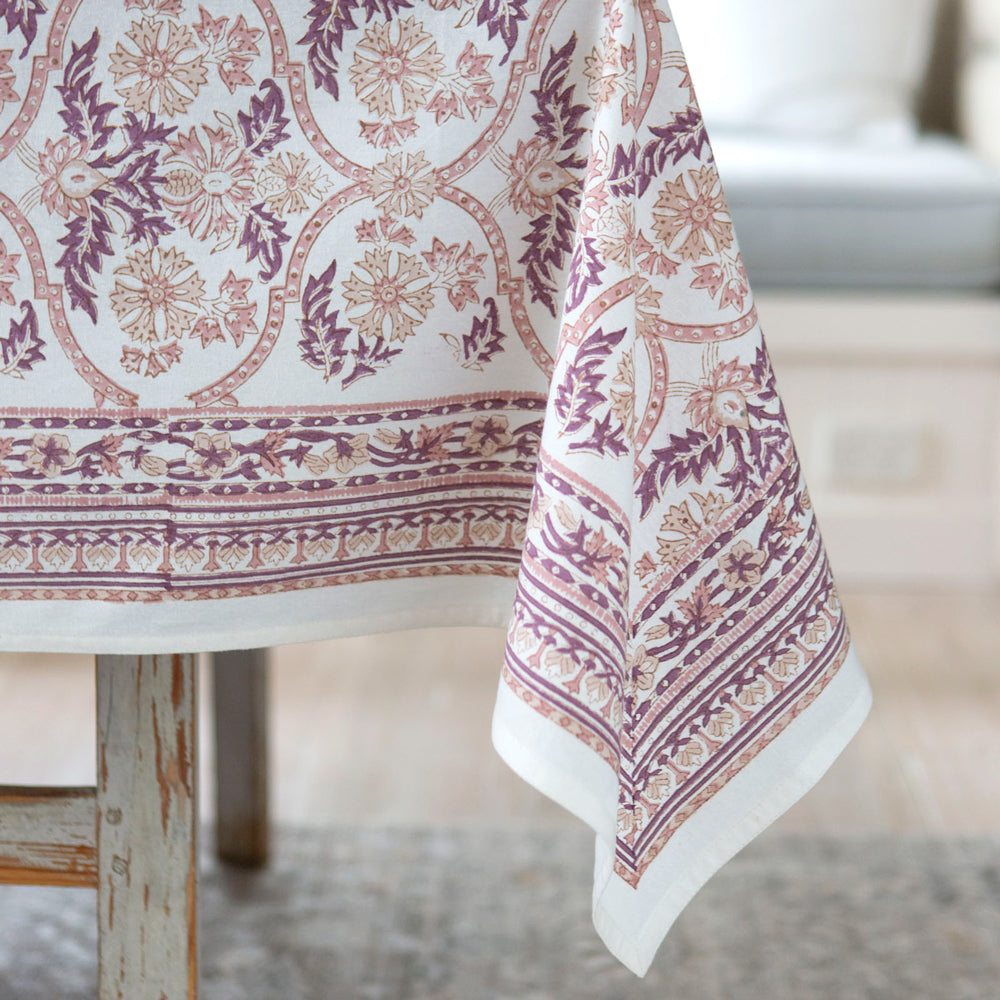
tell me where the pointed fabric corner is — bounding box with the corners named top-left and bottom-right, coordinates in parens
top-left (492, 0), bottom-right (872, 975)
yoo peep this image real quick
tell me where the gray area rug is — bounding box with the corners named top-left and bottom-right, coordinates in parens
top-left (1, 828), bottom-right (998, 999)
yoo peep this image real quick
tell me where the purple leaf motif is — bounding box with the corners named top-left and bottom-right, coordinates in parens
top-left (56, 30), bottom-right (116, 153)
top-left (239, 202), bottom-right (290, 281)
top-left (565, 236), bottom-right (604, 312)
top-left (112, 151), bottom-right (165, 210)
top-left (519, 35), bottom-right (588, 316)
top-left (0, 0), bottom-right (46, 58)
top-left (637, 430), bottom-right (726, 519)
top-left (299, 0), bottom-right (413, 100)
top-left (532, 35), bottom-right (588, 153)
top-left (444, 297), bottom-right (504, 370)
top-left (238, 79), bottom-right (291, 157)
top-left (56, 204), bottom-right (113, 323)
top-left (121, 111), bottom-right (177, 154)
top-left (298, 260), bottom-right (352, 381)
top-left (343, 331), bottom-right (402, 388)
top-left (609, 107), bottom-right (711, 198)
top-left (0, 300), bottom-right (44, 377)
top-left (476, 0), bottom-right (528, 64)
top-left (552, 325), bottom-right (628, 457)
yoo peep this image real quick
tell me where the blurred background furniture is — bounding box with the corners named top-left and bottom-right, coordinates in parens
top-left (671, 0), bottom-right (1000, 585)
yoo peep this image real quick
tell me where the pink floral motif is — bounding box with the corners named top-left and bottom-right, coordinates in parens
top-left (368, 150), bottom-right (437, 219)
top-left (421, 237), bottom-right (487, 311)
top-left (608, 351), bottom-right (636, 442)
top-left (190, 270), bottom-right (260, 348)
top-left (719, 540), bottom-right (767, 590)
top-left (349, 16), bottom-right (444, 118)
top-left (691, 253), bottom-right (750, 311)
top-left (0, 437), bottom-right (13, 480)
top-left (677, 580), bottom-right (725, 626)
top-left (628, 644), bottom-right (659, 692)
top-left (303, 434), bottom-right (371, 475)
top-left (109, 19), bottom-right (208, 118)
top-left (0, 50), bottom-right (18, 108)
top-left (426, 40), bottom-right (497, 125)
top-left (33, 137), bottom-right (107, 219)
top-left (22, 433), bottom-right (74, 479)
top-left (356, 213), bottom-right (417, 249)
top-left (162, 125), bottom-right (256, 242)
top-left (685, 359), bottom-right (755, 436)
top-left (0, 239), bottom-right (20, 307)
top-left (184, 431), bottom-right (240, 478)
top-left (191, 6), bottom-right (263, 94)
top-left (504, 137), bottom-right (576, 216)
top-left (342, 249), bottom-right (434, 342)
top-left (110, 246), bottom-right (205, 377)
top-left (584, 32), bottom-right (627, 106)
top-left (358, 116), bottom-right (420, 149)
top-left (125, 0), bottom-right (183, 13)
top-left (258, 151), bottom-right (328, 215)
top-left (651, 165), bottom-right (734, 261)
top-left (461, 414), bottom-right (513, 457)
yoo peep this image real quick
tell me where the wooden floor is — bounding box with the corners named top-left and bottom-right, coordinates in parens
top-left (0, 587), bottom-right (998, 834)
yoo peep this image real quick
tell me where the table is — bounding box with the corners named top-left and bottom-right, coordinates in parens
top-left (0, 0), bottom-right (872, 981)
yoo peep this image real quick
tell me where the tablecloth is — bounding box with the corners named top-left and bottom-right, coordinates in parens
top-left (0, 0), bottom-right (872, 975)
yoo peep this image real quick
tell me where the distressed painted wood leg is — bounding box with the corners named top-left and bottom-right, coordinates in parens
top-left (96, 654), bottom-right (199, 1000)
top-left (212, 648), bottom-right (269, 867)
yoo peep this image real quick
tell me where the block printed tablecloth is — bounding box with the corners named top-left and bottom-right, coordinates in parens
top-left (0, 0), bottom-right (872, 974)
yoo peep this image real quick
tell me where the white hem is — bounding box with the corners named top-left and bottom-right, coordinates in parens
top-left (492, 644), bottom-right (872, 975)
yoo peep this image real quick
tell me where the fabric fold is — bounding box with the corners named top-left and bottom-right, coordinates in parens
top-left (492, 0), bottom-right (872, 974)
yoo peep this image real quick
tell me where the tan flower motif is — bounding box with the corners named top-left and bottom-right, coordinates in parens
top-left (342, 248), bottom-right (434, 342)
top-left (323, 433), bottom-right (371, 474)
top-left (109, 19), bottom-right (208, 117)
top-left (0, 238), bottom-right (19, 307)
top-left (651, 165), bottom-right (734, 261)
top-left (462, 414), bottom-right (513, 457)
top-left (23, 433), bottom-right (74, 479)
top-left (0, 49), bottom-right (18, 108)
top-left (719, 540), bottom-right (767, 590)
top-left (504, 136), bottom-right (576, 215)
top-left (691, 491), bottom-right (726, 525)
top-left (584, 37), bottom-right (623, 106)
top-left (34, 137), bottom-right (107, 218)
top-left (368, 150), bottom-right (437, 218)
top-left (184, 431), bottom-right (240, 478)
top-left (628, 644), bottom-right (659, 692)
top-left (110, 246), bottom-right (206, 345)
top-left (349, 16), bottom-right (444, 117)
top-left (634, 277), bottom-right (662, 339)
top-left (162, 126), bottom-right (256, 241)
top-left (685, 359), bottom-right (755, 436)
top-left (677, 580), bottom-right (725, 626)
top-left (596, 200), bottom-right (638, 269)
top-left (608, 350), bottom-right (636, 442)
top-left (258, 151), bottom-right (328, 215)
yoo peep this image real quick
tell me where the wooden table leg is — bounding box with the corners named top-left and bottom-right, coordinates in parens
top-left (212, 648), bottom-right (269, 867)
top-left (96, 654), bottom-right (199, 1000)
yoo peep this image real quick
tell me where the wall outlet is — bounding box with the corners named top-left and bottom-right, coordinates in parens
top-left (823, 422), bottom-right (935, 492)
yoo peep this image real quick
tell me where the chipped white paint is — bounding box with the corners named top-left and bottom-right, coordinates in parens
top-left (0, 786), bottom-right (97, 887)
top-left (97, 653), bottom-right (199, 1000)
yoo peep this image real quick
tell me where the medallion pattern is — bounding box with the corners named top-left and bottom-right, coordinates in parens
top-left (0, 0), bottom-right (854, 904)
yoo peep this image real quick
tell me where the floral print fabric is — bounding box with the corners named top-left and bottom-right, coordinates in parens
top-left (0, 0), bottom-right (870, 974)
